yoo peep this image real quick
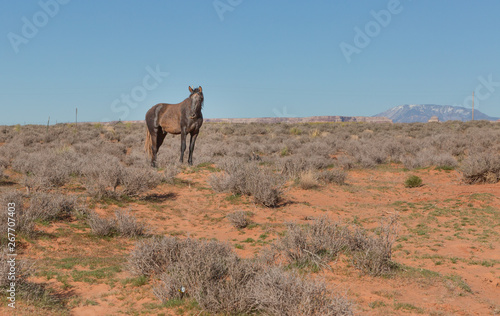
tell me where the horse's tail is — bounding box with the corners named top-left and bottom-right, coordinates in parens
top-left (145, 127), bottom-right (153, 161)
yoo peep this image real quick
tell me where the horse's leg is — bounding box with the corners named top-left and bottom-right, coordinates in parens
top-left (149, 127), bottom-right (158, 167)
top-left (188, 132), bottom-right (198, 166)
top-left (154, 127), bottom-right (166, 167)
top-left (179, 129), bottom-right (187, 163)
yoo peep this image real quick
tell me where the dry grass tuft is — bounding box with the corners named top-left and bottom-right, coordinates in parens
top-left (226, 210), bottom-right (251, 229)
top-left (297, 170), bottom-right (319, 190)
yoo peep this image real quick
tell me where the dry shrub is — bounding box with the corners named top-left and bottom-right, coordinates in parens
top-left (87, 211), bottom-right (116, 237)
top-left (0, 156), bottom-right (9, 169)
top-left (130, 237), bottom-right (352, 315)
top-left (13, 150), bottom-right (80, 191)
top-left (115, 210), bottom-right (148, 237)
top-left (266, 216), bottom-right (398, 276)
top-left (0, 246), bottom-right (34, 290)
top-left (337, 155), bottom-right (356, 170)
top-left (121, 134), bottom-right (143, 147)
top-left (124, 148), bottom-right (148, 167)
top-left (226, 210), bottom-right (251, 229)
top-left (210, 161), bottom-right (284, 207)
top-left (20, 173), bottom-right (51, 194)
top-left (402, 148), bottom-right (458, 170)
top-left (298, 170), bottom-right (319, 190)
top-left (0, 191), bottom-right (39, 238)
top-left (350, 215), bottom-right (399, 276)
top-left (87, 209), bottom-right (148, 238)
top-left (247, 168), bottom-right (284, 207)
top-left (280, 157), bottom-right (310, 179)
top-left (28, 193), bottom-right (76, 222)
top-left (82, 154), bottom-right (124, 198)
top-left (208, 172), bottom-right (232, 192)
top-left (354, 142), bottom-right (388, 168)
top-left (0, 142), bottom-right (22, 164)
top-left (432, 153), bottom-right (458, 169)
top-left (12, 130), bottom-right (44, 146)
top-left (121, 167), bottom-right (161, 196)
top-left (128, 236), bottom-right (184, 276)
top-left (265, 216), bottom-right (349, 269)
top-left (152, 239), bottom-right (247, 314)
top-left (461, 152), bottom-right (500, 184)
top-left (250, 268), bottom-right (353, 316)
top-left (160, 165), bottom-right (180, 184)
top-left (318, 169), bottom-right (347, 185)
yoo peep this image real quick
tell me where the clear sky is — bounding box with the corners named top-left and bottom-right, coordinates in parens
top-left (1, 0), bottom-right (500, 125)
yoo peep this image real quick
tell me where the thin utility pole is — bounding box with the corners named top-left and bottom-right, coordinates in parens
top-left (47, 116), bottom-right (50, 133)
top-left (472, 91), bottom-right (474, 121)
top-left (75, 107), bottom-right (78, 127)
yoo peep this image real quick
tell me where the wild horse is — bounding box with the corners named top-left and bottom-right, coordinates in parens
top-left (145, 86), bottom-right (204, 167)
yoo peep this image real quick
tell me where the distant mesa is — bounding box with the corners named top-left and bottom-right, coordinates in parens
top-left (204, 116), bottom-right (392, 124)
top-left (107, 116), bottom-right (393, 125)
top-left (428, 115), bottom-right (439, 123)
top-left (374, 104), bottom-right (499, 123)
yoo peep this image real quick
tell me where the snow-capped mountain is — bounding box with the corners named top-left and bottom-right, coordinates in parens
top-left (374, 104), bottom-right (498, 123)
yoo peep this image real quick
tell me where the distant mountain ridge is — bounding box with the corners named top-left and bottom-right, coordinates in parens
top-left (204, 116), bottom-right (391, 124)
top-left (107, 116), bottom-right (393, 125)
top-left (374, 104), bottom-right (499, 123)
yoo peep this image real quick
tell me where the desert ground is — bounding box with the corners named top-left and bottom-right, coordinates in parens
top-left (1, 121), bottom-right (499, 315)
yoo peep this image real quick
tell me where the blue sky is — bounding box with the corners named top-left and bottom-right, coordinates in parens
top-left (1, 0), bottom-right (500, 125)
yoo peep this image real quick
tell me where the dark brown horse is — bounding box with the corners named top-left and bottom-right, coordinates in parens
top-left (145, 86), bottom-right (204, 167)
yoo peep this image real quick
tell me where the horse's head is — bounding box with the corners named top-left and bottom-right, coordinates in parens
top-left (188, 86), bottom-right (204, 116)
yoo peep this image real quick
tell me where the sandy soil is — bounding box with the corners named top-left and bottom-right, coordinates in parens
top-left (3, 165), bottom-right (500, 315)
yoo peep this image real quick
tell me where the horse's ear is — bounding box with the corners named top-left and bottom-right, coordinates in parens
top-left (189, 86), bottom-right (193, 93)
top-left (198, 86), bottom-right (202, 93)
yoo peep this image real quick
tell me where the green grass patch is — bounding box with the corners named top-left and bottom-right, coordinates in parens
top-left (394, 302), bottom-right (424, 313)
top-left (121, 275), bottom-right (148, 287)
top-left (369, 300), bottom-right (387, 308)
top-left (225, 193), bottom-right (243, 204)
top-left (445, 274), bottom-right (472, 293)
top-left (71, 265), bottom-right (122, 284)
top-left (404, 175), bottom-right (423, 188)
